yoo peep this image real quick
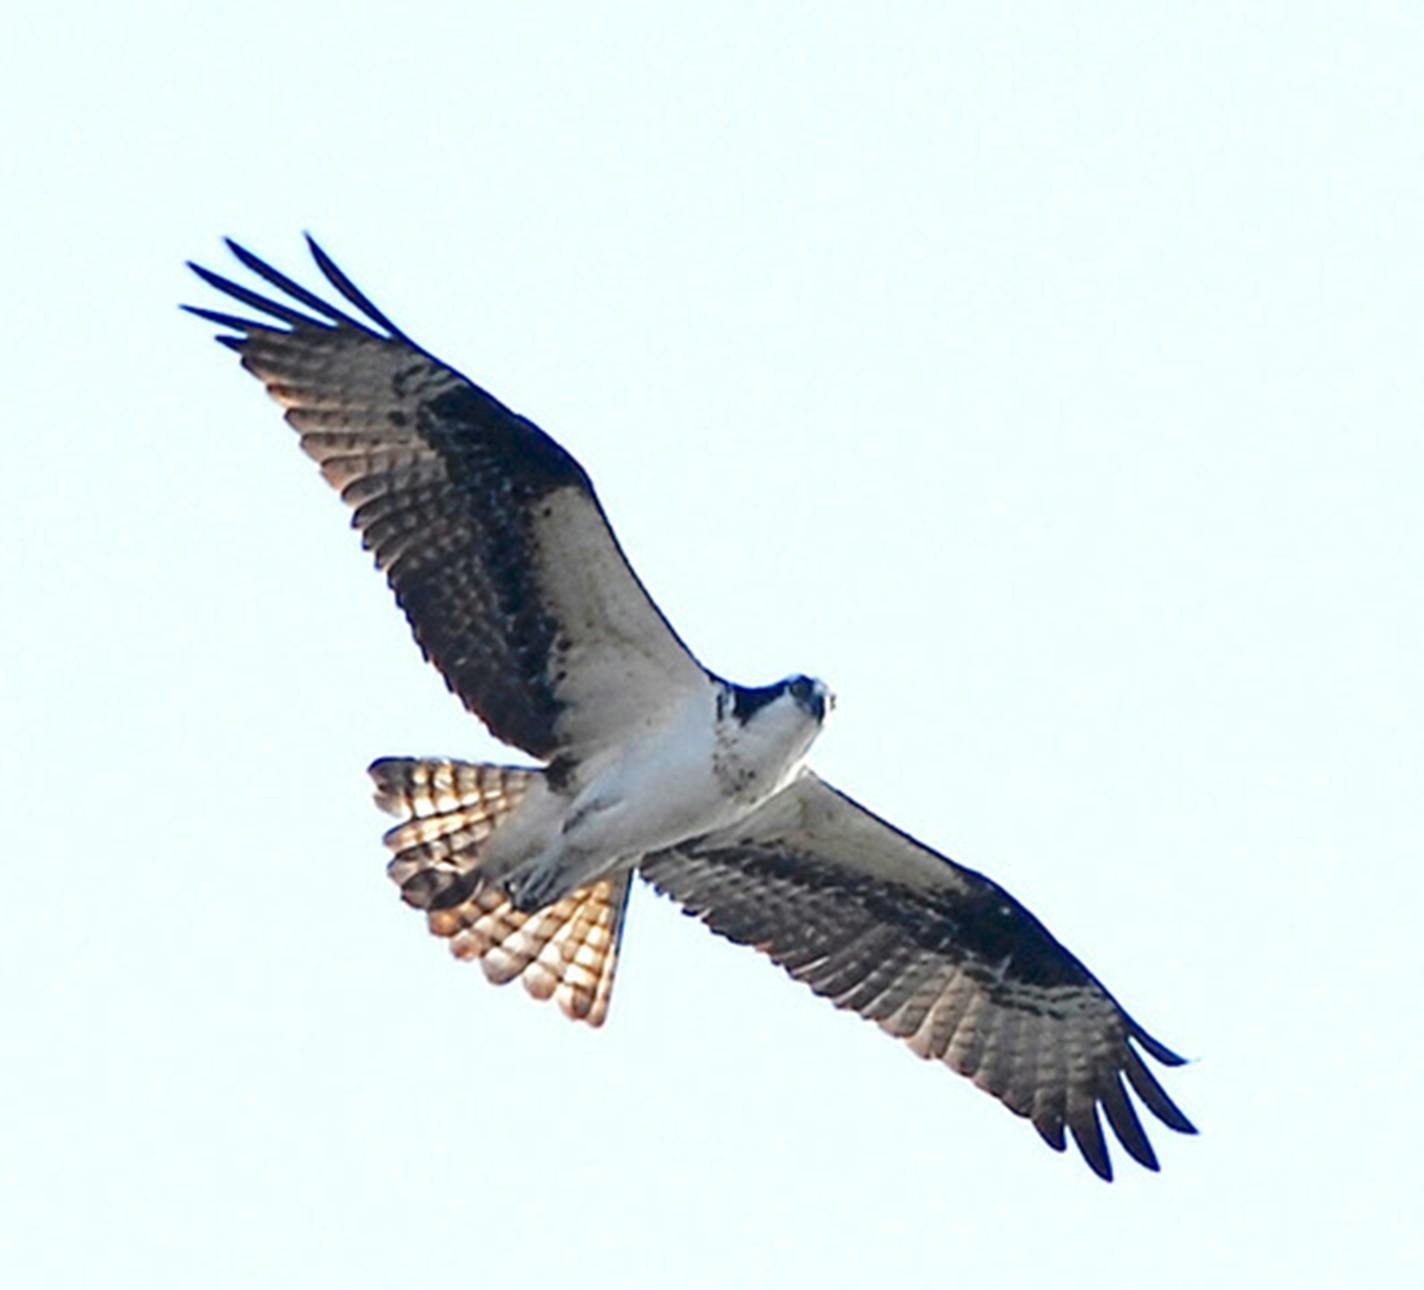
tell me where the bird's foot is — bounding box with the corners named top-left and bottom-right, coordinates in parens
top-left (505, 862), bottom-right (566, 913)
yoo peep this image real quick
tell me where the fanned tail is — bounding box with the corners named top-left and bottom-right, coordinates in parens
top-left (371, 757), bottom-right (537, 910)
top-left (369, 757), bottom-right (631, 1025)
top-left (429, 875), bottom-right (631, 1025)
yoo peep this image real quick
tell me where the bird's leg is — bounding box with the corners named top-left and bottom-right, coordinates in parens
top-left (504, 843), bottom-right (620, 912)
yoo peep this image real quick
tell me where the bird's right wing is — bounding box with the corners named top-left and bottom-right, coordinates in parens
top-left (640, 772), bottom-right (1195, 1180)
top-left (186, 238), bottom-right (709, 760)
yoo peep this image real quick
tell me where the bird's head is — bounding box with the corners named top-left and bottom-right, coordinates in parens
top-left (729, 674), bottom-right (835, 727)
top-left (724, 673), bottom-right (834, 787)
top-left (784, 674), bottom-right (835, 724)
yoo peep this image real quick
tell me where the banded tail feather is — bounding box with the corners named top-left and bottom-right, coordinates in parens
top-left (370, 757), bottom-right (631, 1025)
top-left (429, 876), bottom-right (631, 1025)
top-left (371, 757), bottom-right (537, 910)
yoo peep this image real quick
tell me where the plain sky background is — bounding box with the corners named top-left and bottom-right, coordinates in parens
top-left (4, 4), bottom-right (1421, 1286)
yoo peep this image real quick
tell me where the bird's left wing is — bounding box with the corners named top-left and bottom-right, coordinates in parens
top-left (639, 772), bottom-right (1195, 1180)
top-left (186, 237), bottom-right (708, 760)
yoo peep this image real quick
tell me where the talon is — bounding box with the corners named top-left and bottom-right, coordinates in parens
top-left (507, 869), bottom-right (554, 913)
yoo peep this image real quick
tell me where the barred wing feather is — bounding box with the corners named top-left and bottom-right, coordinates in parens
top-left (186, 237), bottom-right (707, 759)
top-left (640, 772), bottom-right (1195, 1180)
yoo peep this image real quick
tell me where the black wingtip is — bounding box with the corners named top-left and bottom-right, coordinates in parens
top-left (1135, 1031), bottom-right (1189, 1068)
top-left (185, 234), bottom-right (416, 350)
top-left (1033, 1116), bottom-right (1067, 1153)
top-left (1068, 1099), bottom-right (1114, 1180)
top-left (303, 233), bottom-right (409, 339)
top-left (186, 259), bottom-right (218, 287)
top-left (1123, 1046), bottom-right (1198, 1136)
top-left (222, 238), bottom-right (272, 280)
top-left (180, 303), bottom-right (266, 330)
top-left (187, 260), bottom-right (323, 329)
top-left (1101, 1072), bottom-right (1161, 1172)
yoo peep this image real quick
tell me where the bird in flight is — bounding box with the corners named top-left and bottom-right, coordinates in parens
top-left (187, 237), bottom-right (1196, 1180)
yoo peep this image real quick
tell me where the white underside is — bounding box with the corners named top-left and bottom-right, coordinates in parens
top-left (485, 679), bottom-right (821, 907)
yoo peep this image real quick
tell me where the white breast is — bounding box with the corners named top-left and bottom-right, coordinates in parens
top-left (497, 678), bottom-right (824, 908)
top-left (566, 681), bottom-right (821, 861)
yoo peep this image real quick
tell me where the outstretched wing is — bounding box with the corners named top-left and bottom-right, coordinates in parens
top-left (640, 772), bottom-right (1196, 1180)
top-left (186, 237), bottom-right (707, 759)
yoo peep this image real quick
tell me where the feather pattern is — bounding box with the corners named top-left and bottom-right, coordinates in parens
top-left (641, 772), bottom-right (1196, 1180)
top-left (427, 876), bottom-right (631, 1025)
top-left (189, 238), bottom-right (1195, 1179)
top-left (369, 755), bottom-right (630, 1024)
top-left (187, 237), bottom-right (707, 759)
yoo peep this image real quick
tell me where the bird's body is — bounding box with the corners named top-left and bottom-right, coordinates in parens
top-left (477, 675), bottom-right (829, 910)
top-left (187, 238), bottom-right (1196, 1180)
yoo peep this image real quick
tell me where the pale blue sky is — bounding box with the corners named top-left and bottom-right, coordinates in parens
top-left (4, 4), bottom-right (1421, 1286)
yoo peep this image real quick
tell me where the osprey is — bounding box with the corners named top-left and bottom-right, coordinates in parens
top-left (187, 238), bottom-right (1196, 1181)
